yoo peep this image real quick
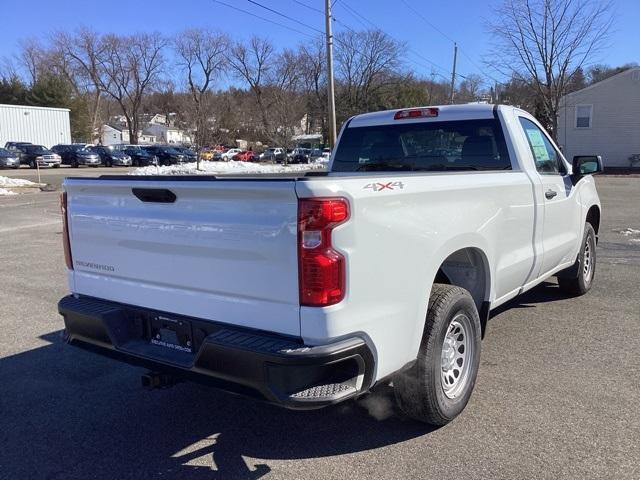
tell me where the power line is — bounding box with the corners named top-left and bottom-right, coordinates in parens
top-left (335, 4), bottom-right (369, 29)
top-left (329, 12), bottom-right (449, 79)
top-left (399, 0), bottom-right (456, 44)
top-left (336, 0), bottom-right (452, 78)
top-left (246, 0), bottom-right (324, 35)
top-left (398, 0), bottom-right (505, 86)
top-left (213, 0), bottom-right (318, 38)
top-left (292, 0), bottom-right (323, 14)
top-left (339, 2), bottom-right (377, 29)
top-left (219, 0), bottom-right (453, 83)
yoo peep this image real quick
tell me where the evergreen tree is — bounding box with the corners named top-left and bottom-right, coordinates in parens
top-left (0, 76), bottom-right (29, 105)
top-left (26, 74), bottom-right (91, 141)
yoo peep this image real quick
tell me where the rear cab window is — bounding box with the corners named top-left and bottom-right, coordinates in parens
top-left (332, 119), bottom-right (512, 172)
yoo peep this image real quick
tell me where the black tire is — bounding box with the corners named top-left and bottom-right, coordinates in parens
top-left (29, 159), bottom-right (36, 169)
top-left (72, 159), bottom-right (79, 168)
top-left (106, 159), bottom-right (112, 167)
top-left (394, 284), bottom-right (481, 425)
top-left (53, 164), bottom-right (60, 168)
top-left (557, 223), bottom-right (596, 296)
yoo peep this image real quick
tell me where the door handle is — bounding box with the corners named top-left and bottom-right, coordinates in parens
top-left (132, 188), bottom-right (176, 203)
top-left (545, 189), bottom-right (558, 199)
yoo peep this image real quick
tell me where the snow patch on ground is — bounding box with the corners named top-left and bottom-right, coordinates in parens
top-left (619, 228), bottom-right (640, 236)
top-left (0, 188), bottom-right (17, 196)
top-left (0, 176), bottom-right (38, 187)
top-left (130, 161), bottom-right (327, 176)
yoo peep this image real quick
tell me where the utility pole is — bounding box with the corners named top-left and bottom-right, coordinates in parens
top-left (449, 42), bottom-right (458, 104)
top-left (325, 0), bottom-right (337, 147)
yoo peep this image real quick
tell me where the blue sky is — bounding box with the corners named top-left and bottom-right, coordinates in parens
top-left (2, 0), bottom-right (639, 87)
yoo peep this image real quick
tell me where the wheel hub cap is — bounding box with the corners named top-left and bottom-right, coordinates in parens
top-left (583, 237), bottom-right (593, 282)
top-left (440, 314), bottom-right (472, 399)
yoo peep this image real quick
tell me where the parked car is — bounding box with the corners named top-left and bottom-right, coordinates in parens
top-left (52, 144), bottom-right (101, 168)
top-left (122, 145), bottom-right (158, 167)
top-left (0, 148), bottom-right (21, 169)
top-left (89, 145), bottom-right (132, 167)
top-left (308, 148), bottom-right (323, 161)
top-left (221, 148), bottom-right (243, 161)
top-left (172, 146), bottom-right (197, 163)
top-left (232, 150), bottom-right (257, 162)
top-left (58, 104), bottom-right (603, 426)
top-left (259, 147), bottom-right (286, 163)
top-left (17, 144), bottom-right (61, 168)
top-left (143, 145), bottom-right (187, 166)
top-left (199, 149), bottom-right (215, 161)
top-left (5, 141), bottom-right (32, 151)
top-left (290, 148), bottom-right (312, 164)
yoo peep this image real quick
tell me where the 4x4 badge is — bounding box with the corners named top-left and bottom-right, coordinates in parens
top-left (363, 181), bottom-right (405, 192)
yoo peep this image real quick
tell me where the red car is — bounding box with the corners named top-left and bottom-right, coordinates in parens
top-left (232, 150), bottom-right (256, 162)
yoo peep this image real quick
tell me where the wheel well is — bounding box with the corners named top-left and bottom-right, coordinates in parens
top-left (434, 248), bottom-right (490, 311)
top-left (434, 248), bottom-right (491, 337)
top-left (586, 205), bottom-right (600, 235)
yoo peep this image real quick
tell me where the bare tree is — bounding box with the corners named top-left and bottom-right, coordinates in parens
top-left (52, 29), bottom-right (110, 140)
top-left (175, 28), bottom-right (229, 166)
top-left (228, 37), bottom-right (311, 155)
top-left (227, 36), bottom-right (274, 141)
top-left (487, 0), bottom-right (613, 137)
top-left (456, 74), bottom-right (485, 103)
top-left (334, 30), bottom-right (405, 121)
top-left (267, 49), bottom-right (306, 153)
top-left (298, 39), bottom-right (327, 139)
top-left (16, 39), bottom-right (46, 85)
top-left (97, 33), bottom-right (166, 144)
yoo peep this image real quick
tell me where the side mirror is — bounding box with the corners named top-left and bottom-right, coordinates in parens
top-left (572, 155), bottom-right (603, 177)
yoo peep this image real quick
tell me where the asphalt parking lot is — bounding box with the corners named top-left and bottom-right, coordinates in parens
top-left (0, 176), bottom-right (638, 480)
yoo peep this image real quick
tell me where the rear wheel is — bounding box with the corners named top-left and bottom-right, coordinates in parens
top-left (394, 284), bottom-right (481, 425)
top-left (29, 159), bottom-right (36, 169)
top-left (557, 223), bottom-right (596, 296)
top-left (106, 159), bottom-right (112, 167)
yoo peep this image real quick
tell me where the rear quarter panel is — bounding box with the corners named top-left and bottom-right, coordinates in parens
top-left (296, 172), bottom-right (536, 381)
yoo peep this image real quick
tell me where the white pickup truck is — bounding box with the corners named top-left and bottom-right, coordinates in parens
top-left (58, 104), bottom-right (602, 425)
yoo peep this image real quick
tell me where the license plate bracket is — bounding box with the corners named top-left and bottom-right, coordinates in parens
top-left (149, 314), bottom-right (194, 353)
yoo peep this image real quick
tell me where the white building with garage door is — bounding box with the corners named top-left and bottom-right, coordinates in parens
top-left (0, 104), bottom-right (71, 148)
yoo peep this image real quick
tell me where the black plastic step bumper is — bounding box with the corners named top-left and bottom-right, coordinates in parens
top-left (58, 295), bottom-right (375, 409)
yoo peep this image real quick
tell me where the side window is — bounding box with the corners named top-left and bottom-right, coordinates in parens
top-left (518, 117), bottom-right (565, 175)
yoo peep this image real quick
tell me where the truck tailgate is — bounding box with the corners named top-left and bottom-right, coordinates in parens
top-left (64, 177), bottom-right (301, 336)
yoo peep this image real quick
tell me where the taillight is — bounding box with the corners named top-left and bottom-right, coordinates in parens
top-left (60, 192), bottom-right (73, 270)
top-left (298, 198), bottom-right (349, 307)
top-left (394, 107), bottom-right (439, 120)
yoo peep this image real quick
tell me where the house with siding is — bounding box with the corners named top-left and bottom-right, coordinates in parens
top-left (558, 67), bottom-right (640, 169)
top-left (143, 124), bottom-right (191, 144)
top-left (100, 124), bottom-right (156, 146)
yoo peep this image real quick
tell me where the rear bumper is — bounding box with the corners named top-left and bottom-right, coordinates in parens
top-left (0, 158), bottom-right (20, 167)
top-left (111, 158), bottom-right (132, 166)
top-left (58, 295), bottom-right (374, 409)
top-left (78, 158), bottom-right (101, 165)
